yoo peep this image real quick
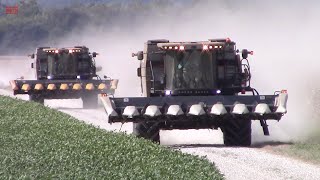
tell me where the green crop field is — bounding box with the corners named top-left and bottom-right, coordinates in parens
top-left (0, 96), bottom-right (224, 179)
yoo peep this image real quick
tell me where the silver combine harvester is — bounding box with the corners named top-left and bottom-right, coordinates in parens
top-left (100, 38), bottom-right (288, 146)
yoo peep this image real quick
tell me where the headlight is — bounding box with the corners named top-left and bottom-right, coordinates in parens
top-left (165, 90), bottom-right (171, 96)
top-left (47, 75), bottom-right (52, 80)
top-left (77, 75), bottom-right (80, 79)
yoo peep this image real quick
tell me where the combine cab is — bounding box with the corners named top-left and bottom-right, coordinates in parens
top-left (10, 46), bottom-right (118, 108)
top-left (101, 39), bottom-right (288, 146)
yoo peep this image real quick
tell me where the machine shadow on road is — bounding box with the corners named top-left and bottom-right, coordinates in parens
top-left (166, 144), bottom-right (226, 149)
top-left (165, 141), bottom-right (294, 149)
top-left (251, 141), bottom-right (294, 148)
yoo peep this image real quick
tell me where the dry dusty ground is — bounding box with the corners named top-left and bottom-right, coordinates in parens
top-left (1, 57), bottom-right (320, 180)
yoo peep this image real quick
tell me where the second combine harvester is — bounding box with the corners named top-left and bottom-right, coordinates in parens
top-left (101, 38), bottom-right (288, 146)
top-left (10, 46), bottom-right (118, 108)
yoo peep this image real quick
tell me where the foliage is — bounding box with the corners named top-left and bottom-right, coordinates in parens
top-left (0, 0), bottom-right (195, 54)
top-left (0, 95), bottom-right (223, 179)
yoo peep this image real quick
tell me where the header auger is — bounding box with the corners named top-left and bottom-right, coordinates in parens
top-left (100, 38), bottom-right (288, 146)
top-left (10, 46), bottom-right (118, 108)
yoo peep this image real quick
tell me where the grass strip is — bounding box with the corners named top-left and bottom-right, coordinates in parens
top-left (270, 135), bottom-right (320, 164)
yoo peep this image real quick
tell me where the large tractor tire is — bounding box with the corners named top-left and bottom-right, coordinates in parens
top-left (222, 118), bottom-right (252, 147)
top-left (133, 122), bottom-right (160, 143)
top-left (29, 94), bottom-right (44, 105)
top-left (82, 94), bottom-right (98, 109)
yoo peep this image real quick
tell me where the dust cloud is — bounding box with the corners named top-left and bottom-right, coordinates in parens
top-left (3, 0), bottom-right (320, 143)
top-left (0, 56), bottom-right (34, 88)
top-left (56, 0), bottom-right (320, 143)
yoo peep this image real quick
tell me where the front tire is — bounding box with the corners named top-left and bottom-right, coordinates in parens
top-left (222, 117), bottom-right (252, 147)
top-left (82, 94), bottom-right (98, 109)
top-left (133, 122), bottom-right (160, 143)
top-left (29, 94), bottom-right (44, 105)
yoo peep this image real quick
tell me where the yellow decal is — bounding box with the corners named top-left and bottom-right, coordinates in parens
top-left (60, 84), bottom-right (69, 90)
top-left (34, 84), bottom-right (44, 90)
top-left (21, 84), bottom-right (31, 91)
top-left (47, 84), bottom-right (56, 90)
top-left (73, 83), bottom-right (82, 90)
top-left (85, 83), bottom-right (94, 90)
top-left (98, 83), bottom-right (106, 90)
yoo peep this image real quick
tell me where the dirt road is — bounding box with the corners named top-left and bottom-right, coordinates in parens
top-left (1, 57), bottom-right (320, 180)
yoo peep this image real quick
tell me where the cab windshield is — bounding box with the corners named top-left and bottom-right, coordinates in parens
top-left (164, 50), bottom-right (216, 90)
top-left (47, 53), bottom-right (91, 77)
top-left (48, 53), bottom-right (76, 76)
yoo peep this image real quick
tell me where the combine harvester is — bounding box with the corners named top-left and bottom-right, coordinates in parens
top-left (10, 46), bottom-right (118, 108)
top-left (101, 38), bottom-right (288, 146)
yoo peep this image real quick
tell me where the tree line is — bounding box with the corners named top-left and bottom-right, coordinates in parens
top-left (0, 0), bottom-right (194, 55)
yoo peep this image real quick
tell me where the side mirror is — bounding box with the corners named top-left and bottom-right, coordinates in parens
top-left (103, 75), bottom-right (108, 79)
top-left (241, 49), bottom-right (253, 59)
top-left (29, 54), bottom-right (35, 59)
top-left (92, 52), bottom-right (98, 57)
top-left (31, 63), bottom-right (34, 68)
top-left (132, 51), bottom-right (144, 60)
top-left (137, 67), bottom-right (141, 77)
top-left (242, 49), bottom-right (248, 59)
top-left (137, 51), bottom-right (143, 60)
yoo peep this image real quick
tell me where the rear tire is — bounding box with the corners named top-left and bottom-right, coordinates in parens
top-left (222, 117), bottom-right (252, 147)
top-left (133, 122), bottom-right (160, 143)
top-left (29, 94), bottom-right (44, 105)
top-left (82, 94), bottom-right (98, 109)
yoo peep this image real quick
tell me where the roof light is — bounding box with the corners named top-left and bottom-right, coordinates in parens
top-left (55, 50), bottom-right (59, 53)
top-left (214, 45), bottom-right (219, 48)
top-left (209, 45), bottom-right (213, 49)
top-left (174, 46), bottom-right (178, 50)
top-left (203, 45), bottom-right (209, 50)
top-left (69, 49), bottom-right (73, 53)
top-left (179, 46), bottom-right (185, 50)
top-left (164, 46), bottom-right (168, 49)
top-left (169, 46), bottom-right (173, 49)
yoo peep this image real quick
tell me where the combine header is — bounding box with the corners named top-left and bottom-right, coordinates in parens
top-left (100, 38), bottom-right (288, 146)
top-left (10, 46), bottom-right (118, 108)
